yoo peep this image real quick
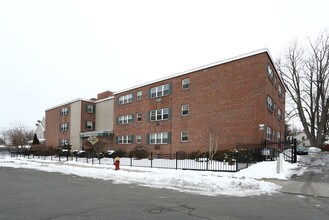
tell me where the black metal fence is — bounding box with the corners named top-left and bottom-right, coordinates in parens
top-left (5, 139), bottom-right (297, 172)
top-left (236, 139), bottom-right (297, 164)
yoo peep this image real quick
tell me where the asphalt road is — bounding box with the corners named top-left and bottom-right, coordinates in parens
top-left (1, 154), bottom-right (329, 220)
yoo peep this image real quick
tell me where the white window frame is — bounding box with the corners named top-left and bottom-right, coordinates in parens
top-left (86, 104), bottom-right (94, 113)
top-left (150, 84), bottom-right (170, 99)
top-left (118, 135), bottom-right (132, 144)
top-left (60, 123), bottom-right (69, 132)
top-left (118, 94), bottom-right (133, 105)
top-left (118, 114), bottom-right (133, 124)
top-left (266, 127), bottom-right (272, 140)
top-left (181, 131), bottom-right (189, 142)
top-left (278, 108), bottom-right (282, 121)
top-left (137, 91), bottom-right (142, 101)
top-left (137, 113), bottom-right (142, 122)
top-left (60, 107), bottom-right (69, 116)
top-left (278, 84), bottom-right (282, 97)
top-left (150, 108), bottom-right (169, 121)
top-left (181, 104), bottom-right (189, 116)
top-left (182, 78), bottom-right (190, 90)
top-left (267, 96), bottom-right (274, 112)
top-left (86, 121), bottom-right (94, 130)
top-left (60, 139), bottom-right (69, 146)
top-left (136, 134), bottom-right (142, 144)
top-left (277, 131), bottom-right (281, 142)
top-left (267, 65), bottom-right (274, 81)
top-left (150, 132), bottom-right (169, 144)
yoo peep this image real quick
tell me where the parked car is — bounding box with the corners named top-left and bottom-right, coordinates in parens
top-left (308, 147), bottom-right (321, 153)
top-left (296, 146), bottom-right (308, 155)
top-left (322, 144), bottom-right (329, 151)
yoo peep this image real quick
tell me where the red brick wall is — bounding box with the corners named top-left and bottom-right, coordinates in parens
top-left (45, 105), bottom-right (71, 148)
top-left (97, 91), bottom-right (113, 100)
top-left (113, 52), bottom-right (285, 154)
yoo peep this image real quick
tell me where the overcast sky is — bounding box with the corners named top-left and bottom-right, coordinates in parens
top-left (0, 0), bottom-right (328, 131)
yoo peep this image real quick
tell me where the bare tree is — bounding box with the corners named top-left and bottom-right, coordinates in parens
top-left (5, 124), bottom-right (34, 147)
top-left (277, 32), bottom-right (329, 147)
top-left (0, 137), bottom-right (5, 146)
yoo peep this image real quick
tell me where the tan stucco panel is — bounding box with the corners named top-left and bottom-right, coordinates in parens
top-left (96, 99), bottom-right (114, 131)
top-left (70, 101), bottom-right (81, 150)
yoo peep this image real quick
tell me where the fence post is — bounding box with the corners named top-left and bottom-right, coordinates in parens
top-left (130, 153), bottom-right (132, 167)
top-left (150, 152), bottom-right (153, 168)
top-left (236, 152), bottom-right (239, 172)
top-left (293, 138), bottom-right (297, 163)
top-left (175, 152), bottom-right (178, 170)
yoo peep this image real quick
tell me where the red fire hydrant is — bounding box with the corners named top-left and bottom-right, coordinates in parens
top-left (114, 157), bottom-right (120, 170)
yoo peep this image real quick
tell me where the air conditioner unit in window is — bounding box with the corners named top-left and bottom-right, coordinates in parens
top-left (156, 98), bottom-right (162, 102)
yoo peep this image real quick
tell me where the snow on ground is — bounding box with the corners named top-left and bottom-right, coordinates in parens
top-left (0, 154), bottom-right (303, 197)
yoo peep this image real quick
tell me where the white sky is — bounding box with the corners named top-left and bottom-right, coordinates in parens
top-left (0, 0), bottom-right (328, 131)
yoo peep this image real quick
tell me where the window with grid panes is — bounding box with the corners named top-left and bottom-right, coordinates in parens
top-left (181, 131), bottom-right (189, 142)
top-left (182, 78), bottom-right (190, 90)
top-left (181, 104), bottom-right (189, 116)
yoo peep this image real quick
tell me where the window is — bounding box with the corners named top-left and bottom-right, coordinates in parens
top-left (149, 132), bottom-right (170, 144)
top-left (278, 84), bottom-right (282, 97)
top-left (150, 83), bottom-right (171, 99)
top-left (181, 104), bottom-right (189, 116)
top-left (86, 121), bottom-right (94, 130)
top-left (150, 108), bottom-right (170, 121)
top-left (60, 107), bottom-right (69, 116)
top-left (182, 78), bottom-right (190, 90)
top-left (86, 104), bottom-right (95, 113)
top-left (277, 108), bottom-right (282, 121)
top-left (59, 139), bottom-right (69, 146)
top-left (277, 132), bottom-right (281, 142)
top-left (117, 135), bottom-right (132, 144)
top-left (118, 114), bottom-right (134, 124)
top-left (267, 65), bottom-right (274, 81)
top-left (137, 113), bottom-right (142, 122)
top-left (136, 134), bottom-right (142, 144)
top-left (118, 94), bottom-right (133, 105)
top-left (181, 131), bottom-right (189, 142)
top-left (267, 96), bottom-right (274, 112)
top-left (266, 127), bottom-right (272, 140)
top-left (137, 91), bottom-right (142, 101)
top-left (60, 123), bottom-right (69, 132)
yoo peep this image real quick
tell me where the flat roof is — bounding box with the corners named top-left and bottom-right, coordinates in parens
top-left (46, 96), bottom-right (114, 111)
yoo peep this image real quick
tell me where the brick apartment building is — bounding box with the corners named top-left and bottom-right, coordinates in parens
top-left (113, 49), bottom-right (285, 154)
top-left (45, 91), bottom-right (114, 151)
top-left (44, 49), bottom-right (285, 154)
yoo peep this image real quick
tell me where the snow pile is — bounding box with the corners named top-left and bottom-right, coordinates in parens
top-left (232, 160), bottom-right (302, 180)
top-left (0, 155), bottom-right (302, 197)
